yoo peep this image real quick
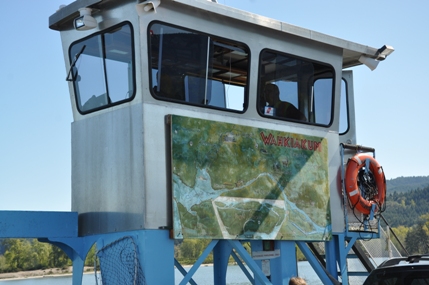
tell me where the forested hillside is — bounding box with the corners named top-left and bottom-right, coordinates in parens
top-left (383, 176), bottom-right (429, 227)
top-left (381, 181), bottom-right (429, 255)
top-left (386, 176), bottom-right (429, 194)
top-left (383, 185), bottom-right (429, 227)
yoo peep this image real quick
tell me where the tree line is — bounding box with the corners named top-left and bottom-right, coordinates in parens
top-left (0, 238), bottom-right (287, 274)
top-left (0, 239), bottom-right (96, 273)
top-left (0, 238), bottom-right (216, 273)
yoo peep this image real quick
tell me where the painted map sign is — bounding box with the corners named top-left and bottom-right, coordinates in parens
top-left (170, 115), bottom-right (331, 241)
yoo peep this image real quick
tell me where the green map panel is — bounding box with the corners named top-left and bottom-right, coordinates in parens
top-left (171, 115), bottom-right (331, 241)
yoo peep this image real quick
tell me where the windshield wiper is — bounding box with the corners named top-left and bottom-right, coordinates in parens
top-left (66, 45), bottom-right (86, 82)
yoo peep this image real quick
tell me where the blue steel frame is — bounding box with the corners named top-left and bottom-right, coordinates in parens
top-left (45, 229), bottom-right (175, 285)
top-left (175, 240), bottom-right (296, 285)
top-left (0, 211), bottom-right (175, 285)
top-left (1, 150), bottom-right (382, 285)
top-left (0, 210), bottom-right (379, 284)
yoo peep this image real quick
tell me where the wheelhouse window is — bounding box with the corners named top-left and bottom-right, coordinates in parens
top-left (148, 22), bottom-right (249, 112)
top-left (68, 22), bottom-right (135, 114)
top-left (258, 50), bottom-right (334, 125)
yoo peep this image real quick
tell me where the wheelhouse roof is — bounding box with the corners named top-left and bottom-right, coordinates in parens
top-left (49, 0), bottom-right (385, 68)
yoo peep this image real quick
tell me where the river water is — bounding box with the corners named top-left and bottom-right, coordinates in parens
top-left (0, 262), bottom-right (328, 285)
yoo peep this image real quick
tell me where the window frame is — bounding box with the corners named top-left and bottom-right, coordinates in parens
top-left (68, 21), bottom-right (136, 115)
top-left (147, 20), bottom-right (250, 113)
top-left (257, 48), bottom-right (335, 127)
top-left (339, 78), bottom-right (350, 135)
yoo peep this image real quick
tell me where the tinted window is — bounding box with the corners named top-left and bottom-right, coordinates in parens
top-left (148, 22), bottom-right (249, 112)
top-left (258, 50), bottom-right (334, 125)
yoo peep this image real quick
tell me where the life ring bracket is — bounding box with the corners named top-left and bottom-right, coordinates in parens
top-left (344, 153), bottom-right (386, 216)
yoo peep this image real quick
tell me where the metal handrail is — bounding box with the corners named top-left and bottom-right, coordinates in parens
top-left (341, 143), bottom-right (376, 154)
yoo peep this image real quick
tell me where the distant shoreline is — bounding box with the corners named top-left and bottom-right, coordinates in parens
top-left (0, 264), bottom-right (216, 281)
top-left (0, 267), bottom-right (93, 281)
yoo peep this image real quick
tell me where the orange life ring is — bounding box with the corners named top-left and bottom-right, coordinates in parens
top-left (345, 153), bottom-right (386, 215)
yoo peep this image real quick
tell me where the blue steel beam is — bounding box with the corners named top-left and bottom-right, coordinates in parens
top-left (270, 241), bottom-right (298, 285)
top-left (175, 259), bottom-right (198, 285)
top-left (0, 211), bottom-right (78, 238)
top-left (231, 249), bottom-right (254, 283)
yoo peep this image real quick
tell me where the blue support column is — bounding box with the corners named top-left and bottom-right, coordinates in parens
top-left (213, 240), bottom-right (233, 285)
top-left (334, 233), bottom-right (349, 285)
top-left (71, 256), bottom-right (85, 285)
top-left (136, 230), bottom-right (175, 285)
top-left (270, 241), bottom-right (297, 285)
top-left (213, 240), bottom-right (232, 285)
top-left (325, 239), bottom-right (339, 281)
top-left (250, 240), bottom-right (264, 285)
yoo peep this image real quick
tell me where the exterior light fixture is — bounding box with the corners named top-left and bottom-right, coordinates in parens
top-left (376, 45), bottom-right (394, 61)
top-left (359, 44), bottom-right (394, 70)
top-left (74, 8), bottom-right (97, 31)
top-left (136, 0), bottom-right (161, 14)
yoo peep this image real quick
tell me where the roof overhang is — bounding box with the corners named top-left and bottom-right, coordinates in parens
top-left (49, 0), bottom-right (393, 68)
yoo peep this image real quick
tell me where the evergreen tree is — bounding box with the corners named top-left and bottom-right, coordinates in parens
top-left (405, 220), bottom-right (429, 254)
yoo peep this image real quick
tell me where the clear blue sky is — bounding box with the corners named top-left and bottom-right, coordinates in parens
top-left (1, 0), bottom-right (428, 211)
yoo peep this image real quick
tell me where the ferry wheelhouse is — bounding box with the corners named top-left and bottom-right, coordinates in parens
top-left (1, 1), bottom-right (395, 284)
